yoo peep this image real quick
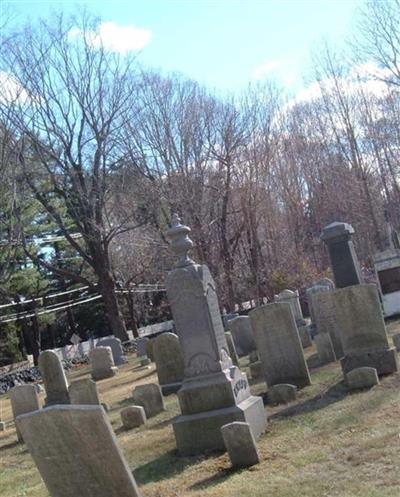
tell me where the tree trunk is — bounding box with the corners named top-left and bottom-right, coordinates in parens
top-left (98, 270), bottom-right (129, 341)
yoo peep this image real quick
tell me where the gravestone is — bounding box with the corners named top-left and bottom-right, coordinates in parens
top-left (332, 284), bottom-right (398, 375)
top-left (268, 384), bottom-right (297, 405)
top-left (306, 284), bottom-right (331, 332)
top-left (136, 337), bottom-right (149, 358)
top-left (153, 332), bottom-right (184, 394)
top-left (229, 316), bottom-right (257, 357)
top-left (225, 332), bottom-right (239, 366)
top-left (222, 313), bottom-right (239, 330)
top-left (392, 333), bottom-right (400, 352)
top-left (317, 277), bottom-right (335, 290)
top-left (89, 347), bottom-right (118, 381)
top-left (16, 405), bottom-right (142, 497)
top-left (132, 383), bottom-right (165, 418)
top-left (38, 350), bottom-right (70, 406)
top-left (96, 337), bottom-right (127, 365)
top-left (120, 406), bottom-right (146, 429)
top-left (298, 325), bottom-right (312, 348)
top-left (321, 222), bottom-right (363, 288)
top-left (69, 378), bottom-right (101, 405)
top-left (0, 421), bottom-right (5, 431)
top-left (275, 289), bottom-right (306, 326)
top-left (146, 339), bottom-right (154, 362)
top-left (312, 291), bottom-right (344, 358)
top-left (9, 385), bottom-right (40, 442)
top-left (166, 215), bottom-right (266, 454)
top-left (249, 303), bottom-right (311, 388)
top-left (346, 367), bottom-right (379, 390)
top-left (314, 333), bottom-right (336, 365)
top-left (221, 422), bottom-right (260, 468)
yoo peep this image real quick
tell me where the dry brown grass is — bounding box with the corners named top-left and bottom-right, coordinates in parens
top-left (1, 318), bottom-right (399, 497)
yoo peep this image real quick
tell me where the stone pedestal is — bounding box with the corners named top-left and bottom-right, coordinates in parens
top-left (166, 215), bottom-right (266, 455)
top-left (321, 222), bottom-right (363, 288)
top-left (331, 284), bottom-right (398, 376)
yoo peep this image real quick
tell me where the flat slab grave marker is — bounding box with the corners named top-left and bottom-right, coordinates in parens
top-left (96, 337), bottom-right (127, 365)
top-left (153, 332), bottom-right (184, 395)
top-left (332, 284), bottom-right (398, 376)
top-left (16, 405), bottom-right (141, 497)
top-left (249, 303), bottom-right (311, 388)
top-left (69, 378), bottom-right (101, 405)
top-left (9, 385), bottom-right (40, 442)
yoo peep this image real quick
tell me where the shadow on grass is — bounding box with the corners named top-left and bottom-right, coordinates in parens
top-left (189, 467), bottom-right (236, 491)
top-left (270, 378), bottom-right (348, 420)
top-left (134, 449), bottom-right (207, 485)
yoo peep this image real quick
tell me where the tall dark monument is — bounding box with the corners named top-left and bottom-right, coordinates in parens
top-left (321, 222), bottom-right (363, 288)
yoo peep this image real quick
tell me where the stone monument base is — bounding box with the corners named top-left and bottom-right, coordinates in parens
top-left (173, 395), bottom-right (266, 455)
top-left (340, 347), bottom-right (398, 376)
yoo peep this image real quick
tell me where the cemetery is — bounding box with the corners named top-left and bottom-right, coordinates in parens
top-left (1, 2), bottom-right (400, 496)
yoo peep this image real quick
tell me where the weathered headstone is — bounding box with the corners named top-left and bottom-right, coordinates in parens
top-left (69, 378), bottom-right (101, 405)
top-left (275, 289), bottom-right (306, 326)
top-left (346, 367), bottom-right (379, 390)
top-left (298, 325), bottom-right (312, 348)
top-left (89, 347), bottom-right (118, 381)
top-left (96, 337), bottom-right (127, 365)
top-left (229, 316), bottom-right (257, 357)
top-left (306, 284), bottom-right (331, 331)
top-left (332, 284), bottom-right (398, 375)
top-left (222, 313), bottom-right (239, 330)
top-left (225, 331), bottom-right (239, 366)
top-left (268, 384), bottom-right (297, 405)
top-left (392, 333), bottom-right (400, 352)
top-left (166, 215), bottom-right (266, 454)
top-left (321, 222), bottom-right (363, 288)
top-left (9, 385), bottom-right (40, 442)
top-left (317, 277), bottom-right (335, 290)
top-left (153, 332), bottom-right (184, 395)
top-left (311, 291), bottom-right (344, 358)
top-left (16, 405), bottom-right (142, 497)
top-left (132, 383), bottom-right (165, 418)
top-left (221, 422), bottom-right (260, 468)
top-left (120, 405), bottom-right (146, 429)
top-left (146, 339), bottom-right (154, 362)
top-left (38, 350), bottom-right (70, 406)
top-left (0, 421), bottom-right (5, 431)
top-left (314, 333), bottom-right (336, 365)
top-left (249, 303), bottom-right (311, 388)
top-left (136, 337), bottom-right (149, 358)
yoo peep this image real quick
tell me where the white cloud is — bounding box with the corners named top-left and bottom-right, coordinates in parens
top-left (68, 21), bottom-right (152, 53)
top-left (252, 60), bottom-right (281, 80)
top-left (0, 71), bottom-right (29, 104)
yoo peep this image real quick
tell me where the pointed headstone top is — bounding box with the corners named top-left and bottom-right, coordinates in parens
top-left (166, 214), bottom-right (195, 267)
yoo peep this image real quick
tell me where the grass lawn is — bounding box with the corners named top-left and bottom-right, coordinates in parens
top-left (0, 318), bottom-right (399, 497)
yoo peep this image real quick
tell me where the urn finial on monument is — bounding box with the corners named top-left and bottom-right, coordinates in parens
top-left (167, 214), bottom-right (195, 267)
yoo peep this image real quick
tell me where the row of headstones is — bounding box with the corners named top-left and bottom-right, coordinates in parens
top-left (225, 283), bottom-right (398, 395)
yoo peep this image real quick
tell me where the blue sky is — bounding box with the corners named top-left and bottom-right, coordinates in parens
top-left (3, 0), bottom-right (362, 93)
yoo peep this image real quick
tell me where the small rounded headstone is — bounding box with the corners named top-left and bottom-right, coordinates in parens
top-left (346, 367), bottom-right (379, 390)
top-left (132, 383), bottom-right (165, 418)
top-left (221, 421), bottom-right (260, 468)
top-left (120, 405), bottom-right (147, 429)
top-left (0, 421), bottom-right (6, 431)
top-left (268, 384), bottom-right (297, 405)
